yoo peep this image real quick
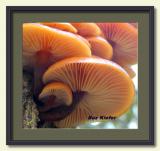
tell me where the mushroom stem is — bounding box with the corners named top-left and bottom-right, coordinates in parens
top-left (38, 96), bottom-right (58, 112)
top-left (34, 51), bottom-right (52, 102)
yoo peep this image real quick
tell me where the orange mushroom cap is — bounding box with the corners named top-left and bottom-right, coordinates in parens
top-left (23, 23), bottom-right (91, 66)
top-left (97, 23), bottom-right (138, 65)
top-left (120, 64), bottom-right (136, 79)
top-left (38, 82), bottom-right (72, 112)
top-left (23, 23), bottom-right (91, 98)
top-left (87, 36), bottom-right (113, 60)
top-left (116, 60), bottom-right (136, 79)
top-left (42, 57), bottom-right (135, 127)
top-left (40, 22), bottom-right (77, 33)
top-left (39, 82), bottom-right (72, 106)
top-left (130, 23), bottom-right (138, 28)
top-left (71, 23), bottom-right (101, 37)
top-left (75, 34), bottom-right (91, 48)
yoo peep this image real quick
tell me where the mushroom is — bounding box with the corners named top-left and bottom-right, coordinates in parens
top-left (40, 22), bottom-right (77, 33)
top-left (114, 60), bottom-right (136, 79)
top-left (87, 36), bottom-right (113, 60)
top-left (97, 23), bottom-right (138, 65)
top-left (38, 82), bottom-right (72, 112)
top-left (130, 23), bottom-right (138, 28)
top-left (23, 23), bottom-right (91, 99)
top-left (40, 57), bottom-right (134, 127)
top-left (71, 23), bottom-right (101, 37)
top-left (119, 64), bottom-right (136, 78)
top-left (75, 34), bottom-right (91, 48)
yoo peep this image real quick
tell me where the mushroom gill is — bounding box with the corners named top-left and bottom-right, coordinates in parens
top-left (40, 57), bottom-right (135, 127)
top-left (23, 23), bottom-right (91, 98)
top-left (97, 23), bottom-right (138, 65)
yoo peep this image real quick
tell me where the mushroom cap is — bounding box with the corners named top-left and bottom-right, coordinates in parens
top-left (71, 23), bottom-right (101, 37)
top-left (87, 36), bottom-right (113, 60)
top-left (39, 82), bottom-right (72, 106)
top-left (130, 23), bottom-right (138, 28)
top-left (121, 64), bottom-right (136, 78)
top-left (23, 23), bottom-right (91, 67)
top-left (40, 22), bottom-right (77, 33)
top-left (116, 60), bottom-right (136, 78)
top-left (97, 23), bottom-right (138, 65)
top-left (43, 57), bottom-right (135, 127)
top-left (75, 34), bottom-right (91, 48)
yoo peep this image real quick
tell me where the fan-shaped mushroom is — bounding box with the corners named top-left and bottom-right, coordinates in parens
top-left (87, 36), bottom-right (113, 60)
top-left (40, 22), bottom-right (77, 33)
top-left (40, 57), bottom-right (134, 127)
top-left (71, 23), bottom-right (101, 37)
top-left (38, 82), bottom-right (72, 112)
top-left (23, 23), bottom-right (91, 98)
top-left (97, 23), bottom-right (138, 65)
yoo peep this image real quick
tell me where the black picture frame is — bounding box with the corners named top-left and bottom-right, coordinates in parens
top-left (6, 6), bottom-right (154, 145)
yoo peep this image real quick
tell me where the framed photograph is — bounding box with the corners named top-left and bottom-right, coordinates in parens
top-left (6, 6), bottom-right (154, 145)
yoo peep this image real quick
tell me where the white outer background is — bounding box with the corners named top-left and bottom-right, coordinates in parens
top-left (132, 65), bottom-right (138, 90)
top-left (0, 0), bottom-right (159, 150)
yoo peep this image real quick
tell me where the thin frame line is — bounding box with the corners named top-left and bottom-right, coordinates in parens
top-left (6, 6), bottom-right (154, 145)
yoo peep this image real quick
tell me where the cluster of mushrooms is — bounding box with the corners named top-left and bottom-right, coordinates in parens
top-left (23, 22), bottom-right (138, 128)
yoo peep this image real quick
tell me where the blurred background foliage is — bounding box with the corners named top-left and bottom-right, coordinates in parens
top-left (76, 92), bottom-right (138, 129)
